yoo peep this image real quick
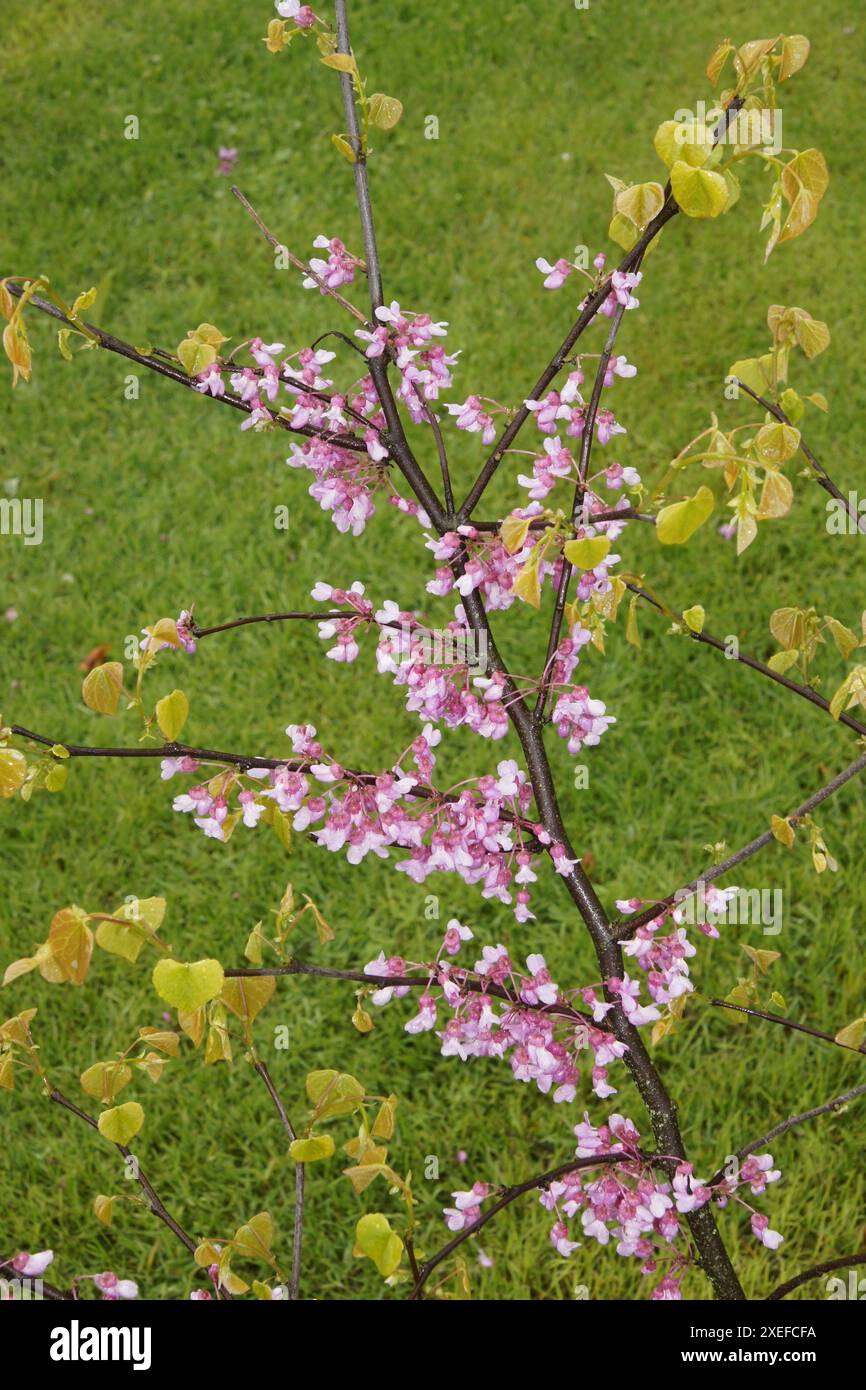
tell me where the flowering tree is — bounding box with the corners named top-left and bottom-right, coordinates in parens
top-left (2, 7), bottom-right (864, 1303)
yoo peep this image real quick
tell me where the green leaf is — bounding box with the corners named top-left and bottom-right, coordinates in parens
top-left (97, 1100), bottom-right (144, 1145)
top-left (177, 338), bottom-right (216, 376)
top-left (682, 605), bottom-right (705, 634)
top-left (563, 536), bottom-right (611, 570)
top-left (614, 182), bottom-right (664, 230)
top-left (354, 1212), bottom-right (404, 1278)
top-left (80, 1061), bottom-right (133, 1104)
top-left (834, 1018), bottom-right (865, 1050)
top-left (155, 689), bottom-right (189, 741)
top-left (670, 161), bottom-right (728, 219)
top-left (754, 422), bottom-right (800, 465)
top-left (0, 748), bottom-right (27, 798)
top-left (289, 1134), bottom-right (335, 1162)
top-left (368, 93), bottom-right (404, 130)
top-left (82, 662), bottom-right (124, 716)
top-left (656, 486), bottom-right (714, 544)
top-left (152, 958), bottom-right (224, 1012)
top-left (306, 1068), bottom-right (365, 1119)
top-left (331, 134), bottom-right (356, 163)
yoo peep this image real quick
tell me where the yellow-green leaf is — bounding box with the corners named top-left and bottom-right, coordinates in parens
top-left (0, 748), bottom-right (27, 798)
top-left (93, 1194), bottom-right (116, 1227)
top-left (778, 34), bottom-right (810, 82)
top-left (614, 182), bottom-right (664, 230)
top-left (656, 486), bottom-right (714, 544)
top-left (82, 662), bottom-right (125, 716)
top-left (97, 1101), bottom-right (144, 1145)
top-left (368, 94), bottom-right (403, 130)
top-left (754, 422), bottom-right (800, 465)
top-left (682, 605), bottom-right (705, 634)
top-left (177, 338), bottom-right (216, 376)
top-left (834, 1018), bottom-right (866, 1050)
top-left (155, 689), bottom-right (189, 742)
top-left (220, 975), bottom-right (276, 1025)
top-left (152, 958), bottom-right (224, 1012)
top-left (80, 1061), bottom-right (133, 1104)
top-left (306, 1069), bottom-right (365, 1119)
top-left (500, 515), bottom-right (531, 555)
top-left (48, 907), bottom-right (93, 985)
top-left (564, 536), bottom-right (611, 570)
top-left (670, 161), bottom-right (728, 219)
top-left (354, 1213), bottom-right (404, 1278)
top-left (289, 1134), bottom-right (335, 1162)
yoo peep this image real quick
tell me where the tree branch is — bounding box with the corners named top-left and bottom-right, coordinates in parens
top-left (2, 283), bottom-right (369, 454)
top-left (733, 377), bottom-right (866, 535)
top-left (625, 580), bottom-right (866, 739)
top-left (253, 1062), bottom-right (304, 1301)
top-left (614, 748), bottom-right (866, 938)
top-left (708, 1080), bottom-right (866, 1187)
top-left (408, 1152), bottom-right (632, 1299)
top-left (766, 1251), bottom-right (866, 1301)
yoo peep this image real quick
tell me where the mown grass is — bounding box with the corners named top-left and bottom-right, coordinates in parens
top-left (1, 0), bottom-right (864, 1300)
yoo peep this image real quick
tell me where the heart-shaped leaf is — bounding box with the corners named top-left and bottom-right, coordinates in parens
top-left (152, 958), bottom-right (224, 1012)
top-left (354, 1212), bottom-right (404, 1278)
top-left (97, 1101), bottom-right (144, 1145)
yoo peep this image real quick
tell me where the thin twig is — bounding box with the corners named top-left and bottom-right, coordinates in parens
top-left (409, 1153), bottom-right (640, 1299)
top-left (2, 284), bottom-right (369, 454)
top-left (704, 998), bottom-right (866, 1055)
top-left (253, 1062), bottom-right (304, 1301)
top-left (708, 1081), bottom-right (866, 1187)
top-left (614, 748), bottom-right (866, 938)
top-left (766, 1251), bottom-right (866, 1301)
top-left (625, 580), bottom-right (866, 739)
top-left (733, 378), bottom-right (866, 535)
top-left (231, 185), bottom-right (369, 326)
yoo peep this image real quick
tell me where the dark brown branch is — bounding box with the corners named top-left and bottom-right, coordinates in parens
top-left (457, 97), bottom-right (743, 519)
top-left (253, 1062), bottom-right (304, 1301)
top-left (2, 283), bottom-right (369, 454)
top-left (231, 185), bottom-right (368, 326)
top-left (224, 958), bottom-right (596, 1028)
top-left (766, 1251), bottom-right (866, 1301)
top-left (409, 1153), bottom-right (639, 1299)
top-left (705, 998), bottom-right (866, 1055)
top-left (0, 1258), bottom-right (75, 1301)
top-left (708, 1080), bottom-right (866, 1187)
top-left (625, 581), bottom-right (866, 740)
top-left (192, 609), bottom-right (348, 638)
top-left (535, 302), bottom-right (629, 723)
top-left (47, 1089), bottom-right (217, 1281)
top-left (615, 748), bottom-right (866, 938)
top-left (733, 378), bottom-right (866, 535)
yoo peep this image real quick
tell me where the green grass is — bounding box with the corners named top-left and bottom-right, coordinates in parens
top-left (1, 0), bottom-right (865, 1301)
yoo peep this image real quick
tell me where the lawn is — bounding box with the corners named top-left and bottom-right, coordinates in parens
top-left (1, 0), bottom-right (865, 1300)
